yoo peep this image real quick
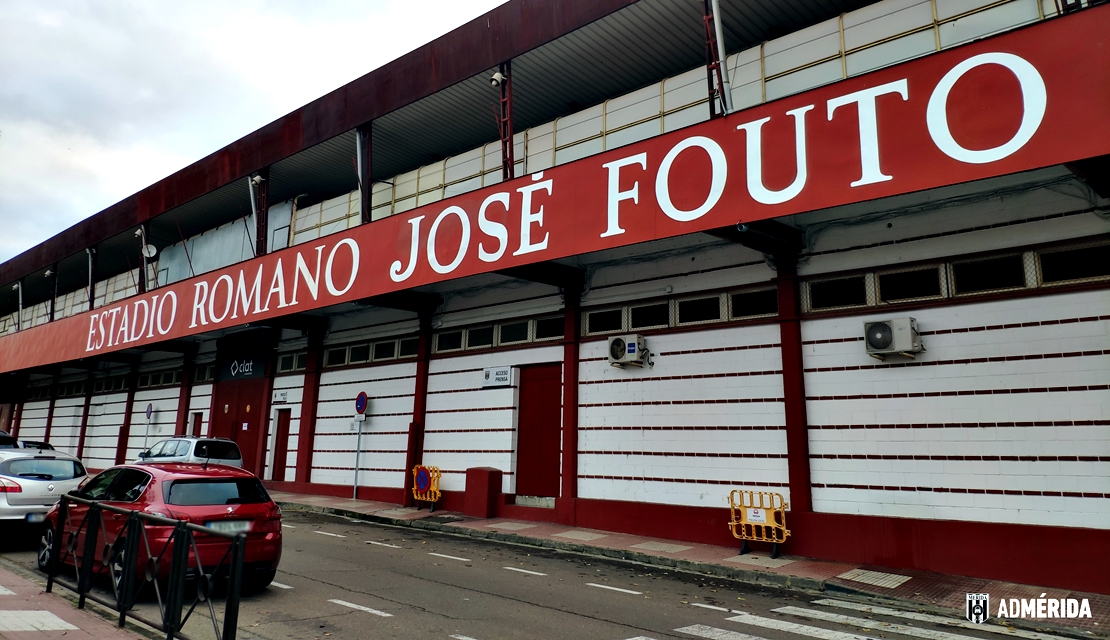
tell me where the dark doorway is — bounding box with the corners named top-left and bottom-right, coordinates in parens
top-left (271, 409), bottom-right (292, 482)
top-left (515, 364), bottom-right (562, 498)
top-left (210, 377), bottom-right (268, 475)
top-left (190, 412), bottom-right (203, 437)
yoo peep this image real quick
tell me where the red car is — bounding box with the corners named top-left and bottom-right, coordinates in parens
top-left (38, 463), bottom-right (282, 592)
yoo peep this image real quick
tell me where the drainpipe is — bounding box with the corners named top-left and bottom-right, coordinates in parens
top-left (711, 0), bottom-right (734, 113)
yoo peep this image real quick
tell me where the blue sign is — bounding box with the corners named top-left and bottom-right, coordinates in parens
top-left (355, 391), bottom-right (368, 415)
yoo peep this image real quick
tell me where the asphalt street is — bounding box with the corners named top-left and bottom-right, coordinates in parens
top-left (0, 511), bottom-right (1079, 640)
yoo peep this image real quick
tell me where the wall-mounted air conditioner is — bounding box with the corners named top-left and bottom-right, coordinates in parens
top-left (608, 334), bottom-right (650, 368)
top-left (863, 318), bottom-right (924, 360)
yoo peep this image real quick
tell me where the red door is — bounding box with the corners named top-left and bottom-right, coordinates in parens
top-left (271, 409), bottom-right (291, 482)
top-left (211, 378), bottom-right (268, 474)
top-left (515, 364), bottom-right (562, 498)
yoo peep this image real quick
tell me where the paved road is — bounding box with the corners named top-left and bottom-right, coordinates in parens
top-left (0, 511), bottom-right (1079, 640)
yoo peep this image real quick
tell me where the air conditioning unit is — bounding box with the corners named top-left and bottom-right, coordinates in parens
top-left (863, 318), bottom-right (924, 360)
top-left (608, 334), bottom-right (649, 368)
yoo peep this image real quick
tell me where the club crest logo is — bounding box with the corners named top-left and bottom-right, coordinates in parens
top-left (967, 593), bottom-right (990, 624)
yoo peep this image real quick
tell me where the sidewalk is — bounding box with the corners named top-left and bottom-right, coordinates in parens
top-left (271, 491), bottom-right (1108, 638)
top-left (0, 562), bottom-right (145, 639)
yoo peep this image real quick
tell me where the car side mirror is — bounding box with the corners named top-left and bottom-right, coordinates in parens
top-left (139, 450), bottom-right (150, 459)
top-left (67, 490), bottom-right (81, 497)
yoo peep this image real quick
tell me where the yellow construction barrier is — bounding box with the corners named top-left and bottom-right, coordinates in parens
top-left (728, 490), bottom-right (790, 559)
top-left (412, 465), bottom-right (442, 511)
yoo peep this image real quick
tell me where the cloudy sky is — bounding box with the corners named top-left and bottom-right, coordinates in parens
top-left (0, 0), bottom-right (507, 263)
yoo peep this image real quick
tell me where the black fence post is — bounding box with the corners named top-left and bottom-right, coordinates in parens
top-left (45, 497), bottom-right (68, 593)
top-left (77, 505), bottom-right (101, 610)
top-left (222, 533), bottom-right (246, 640)
top-left (117, 513), bottom-right (142, 627)
top-left (163, 521), bottom-right (190, 639)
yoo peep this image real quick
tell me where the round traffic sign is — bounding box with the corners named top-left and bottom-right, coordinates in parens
top-left (355, 391), bottom-right (368, 415)
top-left (145, 403), bottom-right (153, 420)
top-left (414, 466), bottom-right (432, 492)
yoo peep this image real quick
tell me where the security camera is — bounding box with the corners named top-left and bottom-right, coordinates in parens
top-left (490, 72), bottom-right (505, 88)
top-left (251, 174), bottom-right (265, 185)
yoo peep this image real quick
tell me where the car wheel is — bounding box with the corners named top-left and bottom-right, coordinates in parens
top-left (37, 527), bottom-right (53, 573)
top-left (109, 540), bottom-right (127, 593)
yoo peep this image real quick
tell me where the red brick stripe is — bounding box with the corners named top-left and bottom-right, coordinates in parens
top-left (422, 449), bottom-right (513, 454)
top-left (319, 393), bottom-right (414, 402)
top-left (580, 475), bottom-right (787, 487)
top-left (807, 385), bottom-right (1108, 400)
top-left (580, 397), bottom-right (783, 407)
top-left (657, 343), bottom-right (781, 356)
top-left (803, 315), bottom-right (1110, 345)
top-left (429, 367), bottom-right (485, 376)
top-left (424, 428), bottom-right (516, 433)
top-left (580, 425), bottom-right (786, 431)
top-left (812, 454), bottom-right (1110, 462)
top-left (319, 373), bottom-right (416, 386)
top-left (582, 370), bottom-right (782, 385)
top-left (810, 420), bottom-right (1110, 429)
top-left (812, 482), bottom-right (1110, 498)
top-left (425, 406), bottom-right (515, 414)
top-left (583, 451), bottom-right (786, 458)
top-left (805, 350), bottom-right (1110, 373)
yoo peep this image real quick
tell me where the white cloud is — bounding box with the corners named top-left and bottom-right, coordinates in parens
top-left (0, 0), bottom-right (506, 263)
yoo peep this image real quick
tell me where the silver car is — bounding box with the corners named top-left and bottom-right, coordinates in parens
top-left (0, 435), bottom-right (87, 523)
top-left (135, 436), bottom-right (243, 468)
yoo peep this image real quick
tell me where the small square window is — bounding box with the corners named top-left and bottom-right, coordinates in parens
top-left (324, 347), bottom-right (348, 367)
top-left (278, 354), bottom-right (295, 372)
top-left (878, 267), bottom-right (942, 303)
top-left (399, 338), bottom-right (419, 357)
top-left (467, 326), bottom-right (494, 349)
top-left (1040, 245), bottom-right (1110, 284)
top-left (436, 331), bottom-right (463, 352)
top-left (809, 276), bottom-right (867, 310)
top-left (294, 353), bottom-right (308, 371)
top-left (731, 289), bottom-right (777, 318)
top-left (534, 317), bottom-right (564, 340)
top-left (586, 309), bottom-right (623, 334)
top-left (348, 344), bottom-right (371, 364)
top-left (94, 381), bottom-right (105, 393)
top-left (677, 296), bottom-right (721, 324)
top-left (498, 321), bottom-right (530, 344)
top-left (137, 374), bottom-right (150, 388)
top-left (630, 303), bottom-right (669, 329)
top-left (373, 340), bottom-right (397, 360)
top-left (952, 255), bottom-right (1025, 295)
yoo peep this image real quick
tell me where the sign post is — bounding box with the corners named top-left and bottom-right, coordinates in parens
top-left (143, 403), bottom-right (153, 452)
top-left (352, 392), bottom-right (368, 499)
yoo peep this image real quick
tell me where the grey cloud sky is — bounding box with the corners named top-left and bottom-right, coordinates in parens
top-left (0, 0), bottom-right (506, 263)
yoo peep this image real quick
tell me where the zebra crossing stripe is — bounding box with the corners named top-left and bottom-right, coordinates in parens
top-left (811, 600), bottom-right (1067, 640)
top-left (774, 606), bottom-right (987, 640)
top-left (675, 624), bottom-right (773, 640)
top-left (726, 611), bottom-right (882, 640)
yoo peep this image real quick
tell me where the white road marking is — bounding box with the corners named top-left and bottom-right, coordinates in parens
top-left (450, 635), bottom-right (481, 640)
top-left (0, 585), bottom-right (14, 595)
top-left (775, 606), bottom-right (991, 640)
top-left (281, 524), bottom-right (295, 529)
top-left (689, 603), bottom-right (730, 612)
top-left (366, 540), bottom-right (402, 548)
top-left (675, 624), bottom-right (771, 640)
top-left (313, 531), bottom-right (347, 538)
top-left (0, 610), bottom-right (79, 631)
top-left (623, 637), bottom-right (660, 640)
top-left (429, 552), bottom-right (471, 562)
top-left (503, 566), bottom-right (547, 576)
top-left (812, 599), bottom-right (1067, 640)
top-left (269, 582), bottom-right (293, 590)
top-left (328, 599), bottom-right (392, 617)
top-left (727, 611), bottom-right (881, 640)
top-left (586, 583), bottom-right (643, 595)
top-left (835, 568), bottom-right (912, 589)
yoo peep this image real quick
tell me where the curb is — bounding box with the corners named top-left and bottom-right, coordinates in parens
top-left (278, 501), bottom-right (1103, 640)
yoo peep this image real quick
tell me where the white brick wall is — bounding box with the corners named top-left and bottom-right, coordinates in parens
top-left (125, 388), bottom-right (180, 462)
top-left (48, 398), bottom-right (85, 456)
top-left (805, 290), bottom-right (1110, 529)
top-left (424, 345), bottom-right (563, 493)
top-left (264, 375), bottom-right (303, 482)
top-left (188, 383), bottom-right (213, 437)
top-left (578, 323), bottom-right (788, 509)
top-left (310, 363), bottom-right (416, 490)
top-left (15, 401), bottom-right (50, 441)
top-left (84, 393), bottom-right (129, 469)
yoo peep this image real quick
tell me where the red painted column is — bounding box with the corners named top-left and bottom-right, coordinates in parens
top-left (76, 372), bottom-right (94, 462)
top-left (776, 258), bottom-right (812, 513)
top-left (174, 349), bottom-right (196, 436)
top-left (402, 314), bottom-right (433, 507)
top-left (114, 370), bottom-right (139, 466)
top-left (294, 329), bottom-right (325, 484)
top-left (254, 352), bottom-right (277, 478)
top-left (557, 282), bottom-right (582, 525)
top-left (42, 373), bottom-right (60, 444)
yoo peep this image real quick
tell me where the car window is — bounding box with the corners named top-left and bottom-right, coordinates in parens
top-left (165, 478), bottom-right (269, 506)
top-left (174, 440), bottom-right (192, 456)
top-left (194, 440), bottom-right (241, 460)
top-left (2, 459), bottom-right (86, 481)
top-left (106, 469), bottom-right (152, 502)
top-left (81, 469), bottom-right (121, 499)
top-left (146, 441), bottom-right (167, 457)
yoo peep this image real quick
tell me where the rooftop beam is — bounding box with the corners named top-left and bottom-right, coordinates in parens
top-left (496, 262), bottom-right (585, 289)
top-left (358, 291), bottom-right (443, 315)
top-left (706, 220), bottom-right (804, 259)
